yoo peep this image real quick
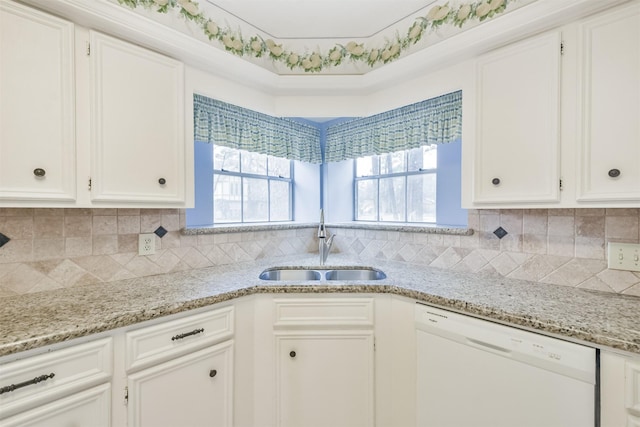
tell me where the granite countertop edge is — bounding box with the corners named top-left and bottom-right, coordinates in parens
top-left (1, 256), bottom-right (639, 357)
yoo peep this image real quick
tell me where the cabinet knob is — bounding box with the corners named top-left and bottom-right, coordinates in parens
top-left (491, 178), bottom-right (500, 186)
top-left (608, 169), bottom-right (621, 178)
top-left (209, 370), bottom-right (217, 378)
top-left (158, 178), bottom-right (166, 185)
top-left (33, 168), bottom-right (46, 178)
top-left (289, 351), bottom-right (296, 358)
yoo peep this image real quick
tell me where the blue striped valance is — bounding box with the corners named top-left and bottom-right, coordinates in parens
top-left (324, 90), bottom-right (462, 163)
top-left (194, 94), bottom-right (322, 163)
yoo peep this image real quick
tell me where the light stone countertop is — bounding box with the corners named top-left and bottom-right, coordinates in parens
top-left (1, 254), bottom-right (639, 357)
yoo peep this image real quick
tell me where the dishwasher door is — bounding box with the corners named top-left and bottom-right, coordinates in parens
top-left (415, 304), bottom-right (598, 427)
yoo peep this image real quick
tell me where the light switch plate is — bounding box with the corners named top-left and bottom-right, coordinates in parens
top-left (607, 242), bottom-right (640, 272)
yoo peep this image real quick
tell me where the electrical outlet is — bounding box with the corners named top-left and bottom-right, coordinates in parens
top-left (138, 233), bottom-right (155, 256)
top-left (607, 242), bottom-right (640, 272)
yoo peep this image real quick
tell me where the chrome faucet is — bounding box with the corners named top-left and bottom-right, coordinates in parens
top-left (318, 209), bottom-right (335, 265)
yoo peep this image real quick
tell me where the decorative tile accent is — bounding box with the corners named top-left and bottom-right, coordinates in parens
top-left (493, 227), bottom-right (508, 239)
top-left (154, 226), bottom-right (168, 238)
top-left (0, 232), bottom-right (10, 248)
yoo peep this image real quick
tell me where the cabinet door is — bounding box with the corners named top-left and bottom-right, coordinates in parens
top-left (0, 384), bottom-right (110, 427)
top-left (473, 31), bottom-right (561, 204)
top-left (128, 340), bottom-right (233, 427)
top-left (577, 3), bottom-right (640, 202)
top-left (89, 30), bottom-right (185, 204)
top-left (275, 331), bottom-right (374, 427)
top-left (0, 0), bottom-right (75, 201)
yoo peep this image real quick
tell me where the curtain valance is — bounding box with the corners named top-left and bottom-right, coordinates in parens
top-left (194, 94), bottom-right (322, 163)
top-left (324, 90), bottom-right (462, 163)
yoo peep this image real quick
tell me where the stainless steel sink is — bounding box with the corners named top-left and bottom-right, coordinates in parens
top-left (259, 269), bottom-right (322, 281)
top-left (325, 268), bottom-right (387, 281)
top-left (259, 267), bottom-right (386, 281)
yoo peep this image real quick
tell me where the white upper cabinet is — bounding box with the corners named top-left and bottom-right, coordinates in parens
top-left (576, 2), bottom-right (640, 202)
top-left (0, 1), bottom-right (76, 202)
top-left (472, 31), bottom-right (562, 205)
top-left (88, 31), bottom-right (185, 204)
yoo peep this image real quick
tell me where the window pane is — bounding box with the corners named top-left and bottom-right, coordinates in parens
top-left (243, 178), bottom-right (268, 222)
top-left (214, 145), bottom-right (239, 172)
top-left (379, 177), bottom-right (405, 221)
top-left (241, 151), bottom-right (267, 175)
top-left (408, 145), bottom-right (438, 172)
top-left (379, 151), bottom-right (405, 174)
top-left (356, 156), bottom-right (379, 177)
top-left (270, 180), bottom-right (290, 221)
top-left (213, 175), bottom-right (241, 223)
top-left (407, 173), bottom-right (436, 222)
top-left (268, 155), bottom-right (290, 178)
top-left (356, 179), bottom-right (377, 220)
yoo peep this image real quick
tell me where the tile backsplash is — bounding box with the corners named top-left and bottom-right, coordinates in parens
top-left (0, 208), bottom-right (639, 298)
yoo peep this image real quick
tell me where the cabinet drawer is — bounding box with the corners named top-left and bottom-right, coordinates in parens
top-left (627, 360), bottom-right (640, 415)
top-left (273, 297), bottom-right (374, 327)
top-left (125, 306), bottom-right (234, 372)
top-left (0, 337), bottom-right (112, 419)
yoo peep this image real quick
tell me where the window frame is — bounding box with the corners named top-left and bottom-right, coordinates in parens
top-left (354, 147), bottom-right (437, 223)
top-left (213, 146), bottom-right (294, 224)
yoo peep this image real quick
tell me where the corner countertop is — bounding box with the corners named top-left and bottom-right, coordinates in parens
top-left (1, 255), bottom-right (639, 357)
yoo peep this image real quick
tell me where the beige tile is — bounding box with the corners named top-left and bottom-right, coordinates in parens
top-left (540, 259), bottom-right (596, 287)
top-left (548, 215), bottom-right (575, 237)
top-left (605, 208), bottom-right (639, 216)
top-left (478, 213), bottom-right (500, 232)
top-left (65, 215), bottom-right (92, 237)
top-left (118, 234), bottom-right (139, 253)
top-left (577, 277), bottom-right (615, 292)
top-left (65, 237), bottom-right (93, 257)
top-left (93, 208), bottom-right (117, 215)
top-left (575, 208), bottom-right (605, 217)
top-left (523, 212), bottom-right (548, 235)
top-left (74, 255), bottom-right (123, 281)
top-left (547, 235), bottom-right (575, 257)
top-left (478, 231), bottom-right (501, 250)
top-left (124, 256), bottom-right (162, 277)
top-left (33, 238), bottom-right (65, 260)
top-left (488, 252), bottom-right (520, 276)
top-left (159, 231), bottom-right (181, 249)
top-left (64, 208), bottom-right (93, 216)
top-left (499, 210), bottom-right (523, 234)
top-left (117, 209), bottom-right (140, 215)
top-left (523, 234), bottom-right (547, 254)
top-left (548, 209), bottom-right (575, 216)
top-left (34, 216), bottom-right (64, 238)
top-left (161, 214), bottom-right (180, 232)
top-left (28, 259), bottom-right (63, 275)
top-left (596, 269), bottom-right (640, 293)
top-left (33, 208), bottom-right (64, 216)
top-left (605, 215), bottom-right (639, 241)
top-left (2, 264), bottom-right (46, 293)
top-left (574, 236), bottom-right (605, 260)
top-left (575, 215), bottom-right (605, 238)
top-left (118, 216), bottom-right (140, 234)
top-left (3, 217), bottom-right (34, 239)
top-left (92, 235), bottom-right (118, 255)
top-left (47, 259), bottom-right (89, 286)
top-left (179, 234), bottom-right (198, 247)
top-left (507, 255), bottom-right (558, 281)
top-left (3, 208), bottom-right (34, 217)
top-left (93, 216), bottom-right (117, 235)
top-left (0, 239), bottom-right (33, 263)
top-left (140, 214), bottom-right (162, 233)
top-left (500, 234), bottom-right (522, 252)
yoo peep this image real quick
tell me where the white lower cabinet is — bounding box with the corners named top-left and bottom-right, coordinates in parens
top-left (275, 331), bottom-right (374, 427)
top-left (127, 340), bottom-right (233, 427)
top-left (1, 383), bottom-right (111, 427)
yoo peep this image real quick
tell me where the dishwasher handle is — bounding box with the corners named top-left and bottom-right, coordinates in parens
top-left (466, 337), bottom-right (512, 356)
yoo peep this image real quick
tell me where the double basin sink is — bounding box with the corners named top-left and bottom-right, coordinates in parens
top-left (259, 267), bottom-right (387, 281)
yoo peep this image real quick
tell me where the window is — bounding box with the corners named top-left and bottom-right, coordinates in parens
top-left (355, 145), bottom-right (437, 223)
top-left (213, 145), bottom-right (292, 223)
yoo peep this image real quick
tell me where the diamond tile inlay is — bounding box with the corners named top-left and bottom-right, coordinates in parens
top-left (154, 226), bottom-right (168, 238)
top-left (493, 227), bottom-right (508, 239)
top-left (0, 232), bottom-right (10, 248)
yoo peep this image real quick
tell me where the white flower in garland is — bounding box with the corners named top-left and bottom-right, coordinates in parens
top-left (117, 0), bottom-right (521, 73)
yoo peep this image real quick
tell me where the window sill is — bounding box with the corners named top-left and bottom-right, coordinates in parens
top-left (182, 222), bottom-right (474, 236)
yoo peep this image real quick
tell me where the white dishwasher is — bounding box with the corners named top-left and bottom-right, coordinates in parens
top-left (415, 303), bottom-right (599, 427)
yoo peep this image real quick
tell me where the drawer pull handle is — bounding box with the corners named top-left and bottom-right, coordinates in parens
top-left (608, 168), bottom-right (621, 178)
top-left (171, 328), bottom-right (204, 341)
top-left (158, 178), bottom-right (166, 185)
top-left (33, 168), bottom-right (46, 177)
top-left (289, 351), bottom-right (296, 358)
top-left (0, 373), bottom-right (55, 395)
top-left (209, 369), bottom-right (217, 378)
top-left (491, 178), bottom-right (500, 186)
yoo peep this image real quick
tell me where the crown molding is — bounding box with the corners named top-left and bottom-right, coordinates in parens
top-left (18, 0), bottom-right (632, 96)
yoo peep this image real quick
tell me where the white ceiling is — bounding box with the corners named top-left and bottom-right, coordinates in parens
top-left (207, 1), bottom-right (436, 39)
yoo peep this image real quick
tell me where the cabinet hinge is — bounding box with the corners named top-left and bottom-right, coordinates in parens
top-left (124, 386), bottom-right (129, 405)
top-left (559, 179), bottom-right (563, 190)
top-left (560, 42), bottom-right (564, 55)
top-left (373, 337), bottom-right (376, 352)
top-left (86, 42), bottom-right (91, 56)
top-left (88, 178), bottom-right (92, 191)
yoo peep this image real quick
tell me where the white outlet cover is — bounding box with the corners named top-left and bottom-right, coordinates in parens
top-left (607, 242), bottom-right (640, 272)
top-left (138, 233), bottom-right (156, 256)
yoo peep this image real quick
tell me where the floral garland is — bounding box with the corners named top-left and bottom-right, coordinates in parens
top-left (117, 0), bottom-right (513, 73)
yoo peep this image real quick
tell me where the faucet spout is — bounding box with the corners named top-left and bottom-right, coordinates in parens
top-left (318, 209), bottom-right (335, 265)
